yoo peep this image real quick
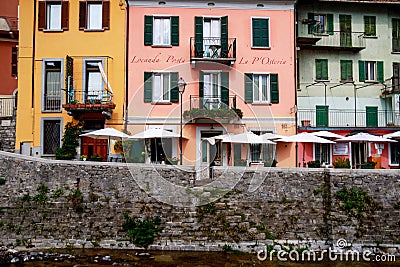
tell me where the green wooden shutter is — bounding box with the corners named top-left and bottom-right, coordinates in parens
top-left (144, 72), bottom-right (153, 103)
top-left (244, 73), bottom-right (253, 103)
top-left (220, 72), bottom-right (229, 107)
top-left (171, 16), bottom-right (179, 46)
top-left (252, 18), bottom-right (269, 47)
top-left (316, 105), bottom-right (329, 127)
top-left (234, 143), bottom-right (242, 166)
top-left (316, 59), bottom-right (328, 80)
top-left (144, 16), bottom-right (153, 46)
top-left (359, 61), bottom-right (365, 82)
top-left (199, 71), bottom-right (204, 108)
top-left (308, 13), bottom-right (314, 34)
top-left (195, 17), bottom-right (203, 57)
top-left (340, 60), bottom-right (353, 81)
top-left (170, 72), bottom-right (179, 103)
top-left (366, 106), bottom-right (378, 127)
top-left (221, 16), bottom-right (228, 53)
top-left (377, 61), bottom-right (384, 83)
top-left (327, 14), bottom-right (334, 35)
top-left (270, 74), bottom-right (279, 103)
top-left (364, 16), bottom-right (376, 36)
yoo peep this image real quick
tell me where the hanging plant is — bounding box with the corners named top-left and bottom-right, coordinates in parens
top-left (56, 121), bottom-right (83, 160)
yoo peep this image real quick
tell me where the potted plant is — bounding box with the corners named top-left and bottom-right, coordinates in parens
top-left (166, 157), bottom-right (179, 165)
top-left (307, 160), bottom-right (321, 168)
top-left (361, 161), bottom-right (376, 169)
top-left (234, 159), bottom-right (247, 166)
top-left (333, 157), bottom-right (351, 168)
top-left (90, 154), bottom-right (103, 162)
top-left (80, 155), bottom-right (87, 161)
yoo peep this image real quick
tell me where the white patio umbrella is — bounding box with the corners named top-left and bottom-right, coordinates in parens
top-left (311, 131), bottom-right (344, 139)
top-left (261, 133), bottom-right (286, 140)
top-left (80, 128), bottom-right (129, 160)
top-left (384, 131), bottom-right (400, 139)
top-left (277, 132), bottom-right (335, 167)
top-left (128, 128), bottom-right (184, 139)
top-left (221, 131), bottom-right (276, 144)
top-left (337, 132), bottom-right (395, 143)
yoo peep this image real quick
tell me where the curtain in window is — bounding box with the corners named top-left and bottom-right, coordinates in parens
top-left (88, 72), bottom-right (103, 99)
top-left (88, 4), bottom-right (102, 29)
top-left (47, 4), bottom-right (61, 29)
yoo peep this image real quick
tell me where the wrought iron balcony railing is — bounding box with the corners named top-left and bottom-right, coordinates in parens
top-left (44, 93), bottom-right (62, 111)
top-left (298, 109), bottom-right (400, 128)
top-left (62, 89), bottom-right (115, 111)
top-left (0, 97), bottom-right (16, 117)
top-left (190, 37), bottom-right (236, 63)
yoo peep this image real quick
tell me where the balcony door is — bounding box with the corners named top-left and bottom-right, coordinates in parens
top-left (340, 15), bottom-right (352, 47)
top-left (84, 60), bottom-right (103, 102)
top-left (195, 16), bottom-right (228, 59)
top-left (199, 71), bottom-right (229, 110)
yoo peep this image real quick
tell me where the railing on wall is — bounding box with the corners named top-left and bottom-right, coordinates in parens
top-left (298, 109), bottom-right (400, 127)
top-left (0, 97), bottom-right (16, 117)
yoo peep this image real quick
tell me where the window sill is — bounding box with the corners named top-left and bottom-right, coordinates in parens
top-left (43, 29), bottom-right (64, 32)
top-left (83, 29), bottom-right (105, 32)
top-left (42, 110), bottom-right (62, 113)
top-left (151, 102), bottom-right (172, 105)
top-left (252, 102), bottom-right (271, 105)
top-left (152, 44), bottom-right (173, 48)
top-left (315, 79), bottom-right (330, 82)
top-left (364, 80), bottom-right (379, 83)
top-left (251, 46), bottom-right (271, 50)
top-left (391, 51), bottom-right (400, 54)
top-left (339, 79), bottom-right (354, 83)
top-left (363, 35), bottom-right (378, 39)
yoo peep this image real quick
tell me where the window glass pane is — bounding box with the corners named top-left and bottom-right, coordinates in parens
top-left (162, 74), bottom-right (169, 100)
top-left (390, 142), bottom-right (400, 165)
top-left (153, 74), bottom-right (161, 101)
top-left (261, 75), bottom-right (268, 101)
top-left (154, 17), bottom-right (171, 45)
top-left (44, 61), bottom-right (62, 111)
top-left (366, 62), bottom-right (375, 80)
top-left (253, 75), bottom-right (259, 102)
top-left (154, 18), bottom-right (161, 44)
top-left (88, 4), bottom-right (102, 30)
top-left (47, 4), bottom-right (61, 29)
top-left (163, 18), bottom-right (170, 44)
top-left (212, 73), bottom-right (219, 97)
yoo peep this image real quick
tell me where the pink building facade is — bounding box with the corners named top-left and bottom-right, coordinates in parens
top-left (126, 0), bottom-right (297, 170)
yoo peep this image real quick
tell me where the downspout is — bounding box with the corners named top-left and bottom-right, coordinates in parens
top-left (123, 0), bottom-right (130, 133)
top-left (294, 0), bottom-right (299, 167)
top-left (32, 0), bottom-right (36, 108)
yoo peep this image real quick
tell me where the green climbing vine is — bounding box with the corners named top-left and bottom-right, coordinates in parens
top-left (56, 121), bottom-right (82, 160)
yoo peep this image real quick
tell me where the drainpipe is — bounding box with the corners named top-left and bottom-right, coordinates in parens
top-left (32, 0), bottom-right (37, 108)
top-left (294, 0), bottom-right (299, 167)
top-left (123, 0), bottom-right (130, 133)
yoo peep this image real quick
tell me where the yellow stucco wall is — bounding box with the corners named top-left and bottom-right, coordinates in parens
top-left (16, 0), bottom-right (126, 153)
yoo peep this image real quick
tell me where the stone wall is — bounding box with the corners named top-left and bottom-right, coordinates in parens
top-left (0, 116), bottom-right (16, 153)
top-left (0, 151), bottom-right (399, 254)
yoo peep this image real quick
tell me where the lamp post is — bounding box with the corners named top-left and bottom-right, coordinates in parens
top-left (177, 77), bottom-right (186, 165)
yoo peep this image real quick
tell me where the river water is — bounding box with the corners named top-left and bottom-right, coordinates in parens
top-left (1, 249), bottom-right (399, 266)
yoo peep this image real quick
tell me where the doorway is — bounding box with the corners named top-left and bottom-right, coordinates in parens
top-left (200, 130), bottom-right (222, 179)
top-left (351, 142), bottom-right (368, 167)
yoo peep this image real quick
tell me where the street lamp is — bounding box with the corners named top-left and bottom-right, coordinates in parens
top-left (177, 77), bottom-right (186, 165)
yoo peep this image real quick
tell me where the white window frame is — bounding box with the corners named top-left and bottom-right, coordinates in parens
top-left (389, 142), bottom-right (400, 166)
top-left (153, 16), bottom-right (171, 46)
top-left (251, 16), bottom-right (270, 48)
top-left (87, 3), bottom-right (103, 30)
top-left (46, 3), bottom-right (62, 30)
top-left (203, 71), bottom-right (221, 109)
top-left (42, 58), bottom-right (64, 112)
top-left (365, 61), bottom-right (377, 82)
top-left (313, 143), bottom-right (333, 165)
top-left (152, 72), bottom-right (171, 103)
top-left (82, 58), bottom-right (105, 102)
top-left (252, 73), bottom-right (270, 104)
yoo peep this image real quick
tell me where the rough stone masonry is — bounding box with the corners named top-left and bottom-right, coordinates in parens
top-left (0, 151), bottom-right (399, 254)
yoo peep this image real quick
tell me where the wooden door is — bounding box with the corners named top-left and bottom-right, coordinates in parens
top-left (81, 137), bottom-right (108, 161)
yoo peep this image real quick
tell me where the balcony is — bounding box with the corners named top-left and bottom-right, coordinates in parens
top-left (297, 29), bottom-right (365, 52)
top-left (298, 109), bottom-right (400, 128)
top-left (62, 89), bottom-right (115, 119)
top-left (183, 95), bottom-right (242, 124)
top-left (190, 37), bottom-right (236, 66)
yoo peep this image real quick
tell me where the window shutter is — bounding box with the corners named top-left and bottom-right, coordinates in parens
top-left (144, 72), bottom-right (153, 103)
top-left (195, 17), bottom-right (203, 57)
top-left (359, 61), bottom-right (365, 82)
top-left (327, 14), bottom-right (334, 35)
top-left (144, 16), bottom-right (153, 45)
top-left (316, 105), bottom-right (329, 127)
top-left (308, 13), bottom-right (314, 34)
top-left (234, 143), bottom-right (242, 166)
top-left (244, 73), bottom-right (253, 103)
top-left (102, 1), bottom-right (110, 30)
top-left (316, 59), bottom-right (328, 80)
top-left (61, 1), bottom-right (69, 30)
top-left (221, 16), bottom-right (228, 52)
top-left (377, 61), bottom-right (384, 83)
top-left (79, 1), bottom-right (87, 30)
top-left (38, 1), bottom-right (46, 30)
top-left (199, 71), bottom-right (204, 108)
top-left (270, 74), bottom-right (279, 103)
top-left (340, 60), bottom-right (346, 81)
top-left (252, 18), bottom-right (269, 47)
top-left (171, 16), bottom-right (179, 46)
top-left (11, 46), bottom-right (18, 77)
top-left (170, 72), bottom-right (179, 103)
top-left (220, 72), bottom-right (229, 107)
top-left (322, 59), bottom-right (328, 80)
top-left (340, 60), bottom-right (353, 81)
top-left (366, 106), bottom-right (378, 127)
